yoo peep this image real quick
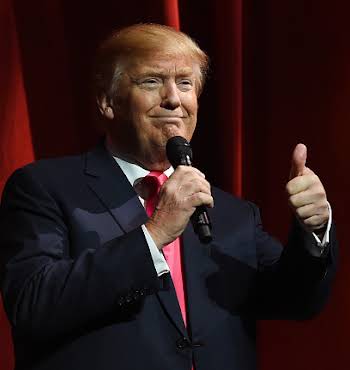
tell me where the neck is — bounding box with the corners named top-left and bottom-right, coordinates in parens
top-left (105, 137), bottom-right (171, 172)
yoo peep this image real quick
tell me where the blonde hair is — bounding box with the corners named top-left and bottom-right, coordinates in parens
top-left (94, 23), bottom-right (209, 98)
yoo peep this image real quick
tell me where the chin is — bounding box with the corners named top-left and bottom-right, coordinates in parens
top-left (143, 154), bottom-right (170, 172)
top-left (161, 125), bottom-right (186, 142)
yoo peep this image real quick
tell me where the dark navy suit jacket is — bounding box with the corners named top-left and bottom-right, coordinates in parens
top-left (0, 144), bottom-right (337, 370)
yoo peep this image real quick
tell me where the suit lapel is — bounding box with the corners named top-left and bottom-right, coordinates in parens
top-left (84, 144), bottom-right (148, 234)
top-left (156, 275), bottom-right (187, 337)
top-left (83, 144), bottom-right (187, 336)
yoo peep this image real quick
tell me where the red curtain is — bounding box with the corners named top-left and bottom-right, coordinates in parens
top-left (1, 0), bottom-right (349, 369)
top-left (0, 0), bottom-right (34, 368)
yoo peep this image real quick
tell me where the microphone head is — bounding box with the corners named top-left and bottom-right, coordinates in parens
top-left (166, 136), bottom-right (193, 168)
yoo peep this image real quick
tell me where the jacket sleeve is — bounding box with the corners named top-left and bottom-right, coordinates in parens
top-left (0, 167), bottom-right (160, 342)
top-left (249, 202), bottom-right (338, 320)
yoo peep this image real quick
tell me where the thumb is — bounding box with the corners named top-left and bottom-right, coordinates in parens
top-left (289, 143), bottom-right (307, 179)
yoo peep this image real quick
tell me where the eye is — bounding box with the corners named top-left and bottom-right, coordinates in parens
top-left (140, 78), bottom-right (162, 87)
top-left (177, 79), bottom-right (194, 90)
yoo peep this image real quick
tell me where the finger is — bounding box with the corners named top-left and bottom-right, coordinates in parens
top-left (290, 143), bottom-right (307, 179)
top-left (286, 172), bottom-right (318, 195)
top-left (289, 192), bottom-right (313, 209)
top-left (175, 165), bottom-right (205, 178)
top-left (184, 179), bottom-right (211, 195)
top-left (186, 192), bottom-right (214, 208)
top-left (303, 214), bottom-right (328, 230)
top-left (165, 172), bottom-right (211, 196)
top-left (288, 186), bottom-right (326, 208)
top-left (179, 177), bottom-right (211, 195)
top-left (294, 202), bottom-right (328, 220)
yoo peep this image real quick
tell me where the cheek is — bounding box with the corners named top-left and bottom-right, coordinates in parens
top-left (184, 104), bottom-right (198, 139)
top-left (130, 91), bottom-right (159, 115)
top-left (184, 93), bottom-right (198, 115)
top-left (187, 120), bottom-right (197, 137)
top-left (189, 101), bottom-right (198, 126)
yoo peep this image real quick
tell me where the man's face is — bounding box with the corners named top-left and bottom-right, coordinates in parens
top-left (106, 53), bottom-right (199, 169)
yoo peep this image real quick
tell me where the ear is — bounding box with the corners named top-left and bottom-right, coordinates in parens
top-left (96, 93), bottom-right (114, 120)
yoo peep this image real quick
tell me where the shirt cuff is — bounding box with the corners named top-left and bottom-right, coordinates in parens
top-left (312, 201), bottom-right (332, 251)
top-left (141, 224), bottom-right (170, 277)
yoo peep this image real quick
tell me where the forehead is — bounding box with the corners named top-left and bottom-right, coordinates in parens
top-left (125, 54), bottom-right (200, 77)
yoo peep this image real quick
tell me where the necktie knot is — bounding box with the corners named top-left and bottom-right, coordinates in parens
top-left (142, 171), bottom-right (168, 200)
top-left (143, 171), bottom-right (167, 199)
top-left (140, 171), bottom-right (168, 217)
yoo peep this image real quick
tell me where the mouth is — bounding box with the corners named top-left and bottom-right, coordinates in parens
top-left (150, 116), bottom-right (186, 124)
top-left (150, 116), bottom-right (185, 119)
top-left (151, 116), bottom-right (184, 127)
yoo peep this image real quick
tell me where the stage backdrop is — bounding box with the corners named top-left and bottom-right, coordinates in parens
top-left (1, 0), bottom-right (349, 369)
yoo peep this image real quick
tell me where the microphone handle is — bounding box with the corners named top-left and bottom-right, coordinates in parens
top-left (191, 206), bottom-right (212, 244)
top-left (180, 155), bottom-right (213, 244)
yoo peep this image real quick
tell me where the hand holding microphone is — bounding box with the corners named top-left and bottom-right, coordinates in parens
top-left (166, 136), bottom-right (213, 243)
top-left (145, 136), bottom-right (213, 249)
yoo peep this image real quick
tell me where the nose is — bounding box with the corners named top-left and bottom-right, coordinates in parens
top-left (160, 81), bottom-right (181, 110)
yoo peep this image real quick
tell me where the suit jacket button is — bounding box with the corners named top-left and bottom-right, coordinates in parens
top-left (133, 290), bottom-right (140, 299)
top-left (125, 294), bottom-right (132, 303)
top-left (176, 337), bottom-right (190, 350)
top-left (192, 342), bottom-right (204, 348)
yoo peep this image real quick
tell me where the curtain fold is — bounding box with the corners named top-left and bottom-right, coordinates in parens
top-left (213, 0), bottom-right (243, 196)
top-left (0, 0), bottom-right (35, 368)
top-left (0, 0), bottom-right (34, 193)
top-left (163, 0), bottom-right (180, 30)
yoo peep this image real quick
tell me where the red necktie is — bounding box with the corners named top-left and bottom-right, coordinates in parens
top-left (143, 171), bottom-right (187, 326)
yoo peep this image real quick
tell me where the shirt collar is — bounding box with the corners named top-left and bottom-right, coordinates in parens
top-left (112, 156), bottom-right (174, 187)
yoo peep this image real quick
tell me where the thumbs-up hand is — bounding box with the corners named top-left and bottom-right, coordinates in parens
top-left (286, 144), bottom-right (329, 233)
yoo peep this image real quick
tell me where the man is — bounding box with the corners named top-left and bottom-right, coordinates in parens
top-left (0, 24), bottom-right (336, 370)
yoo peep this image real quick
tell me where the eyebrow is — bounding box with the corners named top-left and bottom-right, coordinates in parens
top-left (132, 68), bottom-right (195, 79)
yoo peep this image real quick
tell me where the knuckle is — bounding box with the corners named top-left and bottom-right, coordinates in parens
top-left (203, 179), bottom-right (211, 189)
top-left (196, 192), bottom-right (206, 202)
top-left (314, 187), bottom-right (326, 200)
top-left (303, 217), bottom-right (313, 226)
top-left (319, 186), bottom-right (326, 196)
top-left (306, 174), bottom-right (315, 184)
top-left (192, 177), bottom-right (210, 192)
top-left (286, 182), bottom-right (293, 194)
top-left (193, 192), bottom-right (211, 205)
top-left (289, 194), bottom-right (298, 207)
top-left (305, 216), bottom-right (319, 226)
top-left (320, 203), bottom-right (328, 212)
top-left (295, 207), bottom-right (304, 218)
top-left (311, 174), bottom-right (320, 183)
top-left (201, 183), bottom-right (211, 195)
top-left (317, 204), bottom-right (328, 217)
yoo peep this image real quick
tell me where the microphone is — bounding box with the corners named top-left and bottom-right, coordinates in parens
top-left (166, 136), bottom-right (213, 244)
